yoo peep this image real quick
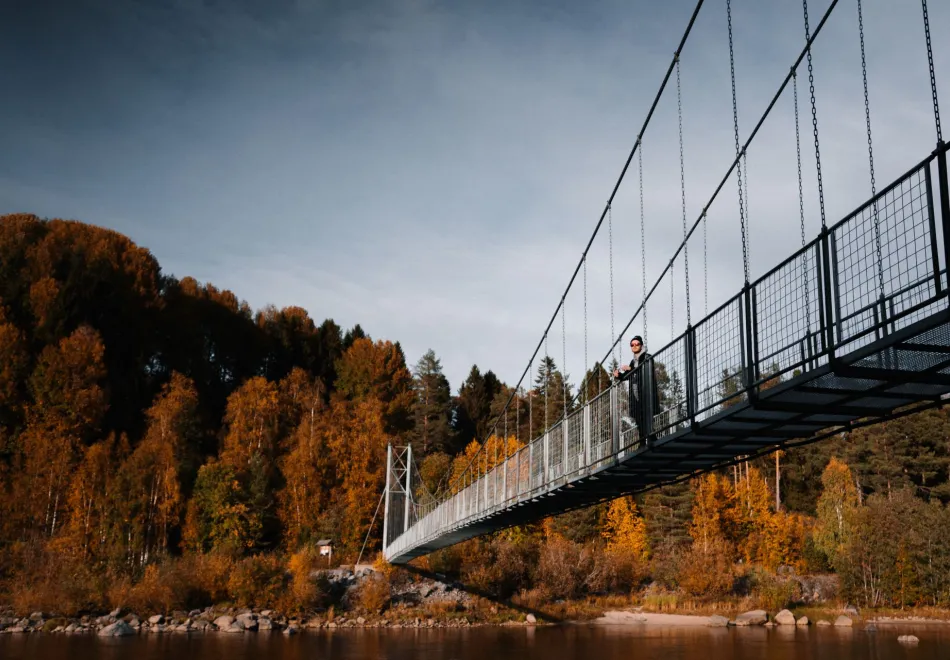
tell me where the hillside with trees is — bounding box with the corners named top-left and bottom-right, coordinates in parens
top-left (1, 213), bottom-right (949, 618)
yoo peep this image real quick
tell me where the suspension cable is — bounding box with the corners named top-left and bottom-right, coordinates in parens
top-left (857, 0), bottom-right (884, 298)
top-left (804, 0), bottom-right (827, 229)
top-left (727, 0), bottom-right (749, 284)
top-left (562, 302), bottom-right (568, 419)
top-left (678, 57), bottom-right (691, 326)
top-left (794, 71), bottom-right (812, 327)
top-left (544, 333), bottom-right (549, 432)
top-left (639, 140), bottom-right (648, 346)
top-left (584, 257), bottom-right (589, 402)
top-left (920, 0), bottom-right (943, 143)
top-left (609, 202), bottom-right (617, 365)
top-left (703, 211), bottom-right (708, 317)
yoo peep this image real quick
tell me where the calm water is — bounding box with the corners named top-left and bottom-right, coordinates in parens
top-left (3, 624), bottom-right (950, 660)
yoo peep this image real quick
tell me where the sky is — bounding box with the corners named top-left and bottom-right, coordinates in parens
top-left (1, 0), bottom-right (948, 393)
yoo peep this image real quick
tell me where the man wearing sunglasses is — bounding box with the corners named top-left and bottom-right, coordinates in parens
top-left (613, 335), bottom-right (653, 436)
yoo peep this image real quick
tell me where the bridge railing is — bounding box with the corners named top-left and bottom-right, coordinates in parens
top-left (384, 146), bottom-right (949, 562)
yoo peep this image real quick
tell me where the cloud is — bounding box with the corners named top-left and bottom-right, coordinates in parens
top-left (1, 0), bottom-right (947, 393)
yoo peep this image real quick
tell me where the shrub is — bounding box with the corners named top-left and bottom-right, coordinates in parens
top-left (282, 547), bottom-right (329, 612)
top-left (751, 569), bottom-right (800, 611)
top-left (227, 554), bottom-right (286, 607)
top-left (587, 546), bottom-right (648, 594)
top-left (676, 537), bottom-right (736, 600)
top-left (535, 537), bottom-right (593, 600)
top-left (356, 574), bottom-right (391, 613)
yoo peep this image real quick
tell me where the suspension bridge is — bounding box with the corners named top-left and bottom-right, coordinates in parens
top-left (382, 0), bottom-right (949, 564)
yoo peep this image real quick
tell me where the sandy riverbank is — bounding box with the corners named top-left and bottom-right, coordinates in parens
top-left (593, 611), bottom-right (712, 626)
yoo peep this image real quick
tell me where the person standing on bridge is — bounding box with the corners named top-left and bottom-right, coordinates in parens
top-left (613, 335), bottom-right (656, 436)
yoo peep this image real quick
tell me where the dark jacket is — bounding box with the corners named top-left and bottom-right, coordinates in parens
top-left (618, 351), bottom-right (660, 428)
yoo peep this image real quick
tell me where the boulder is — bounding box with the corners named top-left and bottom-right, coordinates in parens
top-left (774, 610), bottom-right (796, 625)
top-left (525, 613), bottom-right (537, 624)
top-left (148, 615), bottom-right (164, 625)
top-left (796, 616), bottom-right (810, 626)
top-left (283, 624), bottom-right (299, 635)
top-left (834, 615), bottom-right (853, 627)
top-left (897, 635), bottom-right (920, 645)
top-left (816, 620), bottom-right (831, 627)
top-left (735, 610), bottom-right (768, 626)
top-left (764, 622), bottom-right (776, 628)
top-left (213, 615), bottom-right (235, 630)
top-left (110, 608), bottom-right (122, 618)
top-left (98, 621), bottom-right (136, 637)
top-left (258, 618), bottom-right (274, 631)
top-left (236, 613), bottom-right (258, 631)
top-left (225, 620), bottom-right (245, 634)
top-left (708, 615), bottom-right (729, 628)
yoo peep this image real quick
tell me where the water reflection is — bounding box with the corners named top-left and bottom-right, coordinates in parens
top-left (1, 623), bottom-right (949, 660)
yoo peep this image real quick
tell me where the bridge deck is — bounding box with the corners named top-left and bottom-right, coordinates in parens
top-left (384, 145), bottom-right (950, 564)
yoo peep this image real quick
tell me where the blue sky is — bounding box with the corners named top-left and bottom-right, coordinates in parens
top-left (1, 0), bottom-right (948, 391)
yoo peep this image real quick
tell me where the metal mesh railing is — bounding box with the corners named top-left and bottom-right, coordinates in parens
top-left (567, 407), bottom-right (585, 474)
top-left (694, 293), bottom-right (746, 419)
top-left (652, 336), bottom-right (689, 436)
top-left (753, 240), bottom-right (826, 383)
top-left (834, 162), bottom-right (937, 350)
top-left (589, 388), bottom-right (613, 466)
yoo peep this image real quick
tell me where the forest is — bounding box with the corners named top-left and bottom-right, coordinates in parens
top-left (1, 212), bottom-right (949, 618)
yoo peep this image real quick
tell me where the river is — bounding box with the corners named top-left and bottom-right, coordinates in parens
top-left (3, 623), bottom-right (950, 659)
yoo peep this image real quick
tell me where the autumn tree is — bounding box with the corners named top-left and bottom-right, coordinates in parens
top-left (18, 325), bottom-right (108, 537)
top-left (220, 376), bottom-right (280, 469)
top-left (603, 496), bottom-right (649, 558)
top-left (814, 456), bottom-right (860, 570)
top-left (277, 370), bottom-right (330, 548)
top-left (335, 338), bottom-right (414, 436)
top-left (122, 373), bottom-right (201, 563)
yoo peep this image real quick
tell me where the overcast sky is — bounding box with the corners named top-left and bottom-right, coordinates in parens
top-left (1, 0), bottom-right (948, 392)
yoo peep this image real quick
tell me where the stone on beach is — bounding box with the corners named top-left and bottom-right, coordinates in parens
top-left (98, 621), bottom-right (135, 637)
top-left (796, 616), bottom-right (809, 626)
top-left (734, 610), bottom-right (768, 626)
top-left (708, 615), bottom-right (729, 627)
top-left (774, 610), bottom-right (796, 625)
top-left (834, 615), bottom-right (853, 627)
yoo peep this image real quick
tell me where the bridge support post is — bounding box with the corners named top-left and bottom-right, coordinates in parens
top-left (820, 226), bottom-right (838, 364)
top-left (685, 325), bottom-right (698, 428)
top-left (543, 431), bottom-right (550, 487)
top-left (563, 418), bottom-right (569, 476)
top-left (403, 444), bottom-right (412, 535)
top-left (584, 403), bottom-right (591, 468)
top-left (936, 142), bottom-right (950, 296)
top-left (383, 443), bottom-right (392, 553)
top-left (610, 383), bottom-right (620, 456)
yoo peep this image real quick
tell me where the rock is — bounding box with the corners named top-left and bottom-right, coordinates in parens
top-left (148, 615), bottom-right (164, 625)
top-left (816, 620), bottom-right (832, 627)
top-left (65, 624), bottom-right (78, 633)
top-left (110, 608), bottom-right (122, 618)
top-left (259, 618), bottom-right (274, 630)
top-left (774, 610), bottom-right (796, 625)
top-left (98, 621), bottom-right (136, 637)
top-left (865, 623), bottom-right (877, 632)
top-left (225, 620), bottom-right (245, 634)
top-left (898, 635), bottom-right (920, 644)
top-left (526, 614), bottom-right (537, 624)
top-left (213, 615), bottom-right (234, 630)
top-left (834, 615), bottom-right (853, 627)
top-left (175, 624), bottom-right (191, 633)
top-left (708, 615), bottom-right (729, 627)
top-left (261, 610), bottom-right (273, 618)
top-left (764, 622), bottom-right (776, 628)
top-left (356, 616), bottom-right (366, 625)
top-left (796, 616), bottom-right (810, 626)
top-left (735, 610), bottom-right (768, 626)
top-left (236, 613), bottom-right (257, 631)
top-left (29, 612), bottom-right (44, 620)
top-left (283, 624), bottom-right (299, 635)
